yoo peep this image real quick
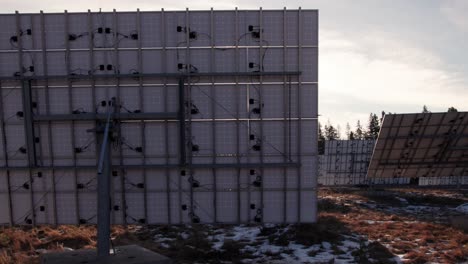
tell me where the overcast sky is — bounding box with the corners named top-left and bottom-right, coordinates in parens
top-left (2, 0), bottom-right (467, 133)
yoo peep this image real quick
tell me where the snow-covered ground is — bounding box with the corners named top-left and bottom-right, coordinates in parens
top-left (147, 188), bottom-right (467, 263)
top-left (149, 224), bottom-right (401, 264)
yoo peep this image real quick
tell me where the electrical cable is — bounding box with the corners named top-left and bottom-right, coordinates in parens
top-left (190, 83), bottom-right (293, 162)
top-left (12, 171), bottom-right (69, 224)
top-left (1, 86), bottom-right (18, 100)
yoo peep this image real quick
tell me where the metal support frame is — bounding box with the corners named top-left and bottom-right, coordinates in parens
top-left (178, 78), bottom-right (186, 166)
top-left (0, 162), bottom-right (300, 171)
top-left (33, 112), bottom-right (178, 121)
top-left (0, 71), bottom-right (301, 81)
top-left (21, 80), bottom-right (37, 166)
top-left (0, 10), bottom-right (311, 228)
top-left (95, 104), bottom-right (114, 258)
top-left (0, 80), bottom-right (14, 226)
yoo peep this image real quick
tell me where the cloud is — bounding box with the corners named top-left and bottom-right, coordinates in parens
top-left (440, 0), bottom-right (468, 32)
top-left (319, 29), bottom-right (468, 131)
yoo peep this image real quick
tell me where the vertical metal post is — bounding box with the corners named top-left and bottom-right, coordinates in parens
top-left (209, 8), bottom-right (217, 223)
top-left (296, 7), bottom-right (303, 222)
top-left (21, 79), bottom-right (37, 226)
top-left (282, 7), bottom-right (288, 222)
top-left (40, 10), bottom-right (58, 226)
top-left (21, 81), bottom-right (37, 166)
top-left (258, 7), bottom-right (264, 223)
top-left (64, 10), bottom-right (80, 225)
top-left (161, 8), bottom-right (172, 224)
top-left (184, 8), bottom-right (195, 220)
top-left (112, 9), bottom-right (121, 225)
top-left (178, 78), bottom-right (186, 166)
top-left (97, 109), bottom-right (112, 258)
top-left (135, 9), bottom-right (148, 224)
top-left (234, 7), bottom-right (241, 224)
top-left (0, 80), bottom-right (14, 226)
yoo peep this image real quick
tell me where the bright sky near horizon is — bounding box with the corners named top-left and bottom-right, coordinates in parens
top-left (2, 0), bottom-right (467, 132)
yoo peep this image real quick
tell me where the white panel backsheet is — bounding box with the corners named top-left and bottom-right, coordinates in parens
top-left (318, 140), bottom-right (374, 186)
top-left (0, 9), bottom-right (318, 225)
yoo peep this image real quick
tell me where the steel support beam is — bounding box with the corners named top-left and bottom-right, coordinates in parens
top-left (178, 78), bottom-right (186, 166)
top-left (33, 112), bottom-right (178, 121)
top-left (0, 162), bottom-right (301, 171)
top-left (96, 107), bottom-right (113, 258)
top-left (378, 160), bottom-right (468, 166)
top-left (21, 80), bottom-right (37, 166)
top-left (0, 71), bottom-right (301, 81)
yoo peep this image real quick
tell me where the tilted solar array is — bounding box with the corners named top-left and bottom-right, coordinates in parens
top-left (0, 9), bottom-right (318, 225)
top-left (367, 112), bottom-right (468, 179)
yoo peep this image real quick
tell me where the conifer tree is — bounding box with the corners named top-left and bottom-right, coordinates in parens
top-left (447, 107), bottom-right (458, 112)
top-left (355, 120), bottom-right (364, 140)
top-left (365, 113), bottom-right (380, 139)
top-left (324, 120), bottom-right (339, 140)
top-left (422, 105), bottom-right (430, 113)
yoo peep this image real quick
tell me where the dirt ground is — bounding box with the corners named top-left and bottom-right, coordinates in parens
top-left (0, 187), bottom-right (467, 263)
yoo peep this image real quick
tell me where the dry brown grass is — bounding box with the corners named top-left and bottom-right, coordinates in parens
top-left (319, 188), bottom-right (468, 263)
top-left (404, 251), bottom-right (429, 264)
top-left (0, 225), bottom-right (125, 264)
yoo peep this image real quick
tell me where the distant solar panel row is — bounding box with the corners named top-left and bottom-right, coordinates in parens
top-left (367, 112), bottom-right (468, 179)
top-left (318, 140), bottom-right (374, 185)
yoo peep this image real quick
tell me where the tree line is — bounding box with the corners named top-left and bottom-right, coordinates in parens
top-left (319, 113), bottom-right (381, 141)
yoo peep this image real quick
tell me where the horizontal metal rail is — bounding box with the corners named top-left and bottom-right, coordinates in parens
top-left (378, 160), bottom-right (468, 166)
top-left (0, 71), bottom-right (301, 81)
top-left (33, 112), bottom-right (179, 121)
top-left (0, 162), bottom-right (300, 171)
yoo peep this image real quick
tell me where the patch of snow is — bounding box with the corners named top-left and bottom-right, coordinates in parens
top-left (231, 225), bottom-right (262, 241)
top-left (395, 254), bottom-right (407, 263)
top-left (321, 241), bottom-right (331, 250)
top-left (180, 231), bottom-right (190, 240)
top-left (405, 205), bottom-right (437, 211)
top-left (341, 239), bottom-right (360, 249)
top-left (282, 243), bottom-right (320, 263)
top-left (396, 197), bottom-right (408, 204)
top-left (153, 234), bottom-right (176, 243)
top-left (35, 249), bottom-right (48, 254)
top-left (212, 240), bottom-right (224, 251)
top-left (455, 203), bottom-right (468, 214)
top-left (257, 243), bottom-right (282, 255)
top-left (210, 225), bottom-right (265, 251)
top-left (312, 250), bottom-right (336, 263)
top-left (150, 225), bottom-right (403, 264)
top-left (159, 242), bottom-right (170, 248)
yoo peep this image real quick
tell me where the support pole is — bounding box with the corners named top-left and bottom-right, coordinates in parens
top-left (21, 80), bottom-right (37, 166)
top-left (178, 78), bottom-right (186, 166)
top-left (96, 105), bottom-right (113, 258)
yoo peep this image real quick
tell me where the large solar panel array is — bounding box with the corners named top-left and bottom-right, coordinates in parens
top-left (367, 112), bottom-right (468, 180)
top-left (0, 9), bottom-right (318, 225)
